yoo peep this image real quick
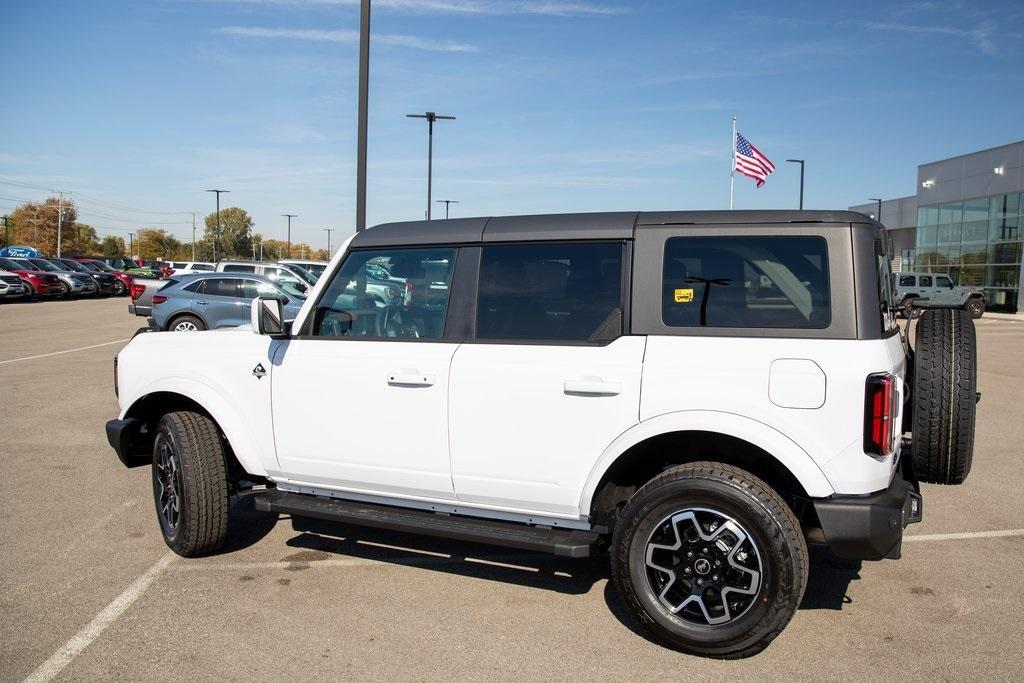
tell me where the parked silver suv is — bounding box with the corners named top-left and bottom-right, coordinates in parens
top-left (892, 271), bottom-right (985, 318)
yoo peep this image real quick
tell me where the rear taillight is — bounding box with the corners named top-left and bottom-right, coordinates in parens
top-left (130, 284), bottom-right (145, 300)
top-left (864, 373), bottom-right (898, 456)
top-left (151, 295), bottom-right (167, 305)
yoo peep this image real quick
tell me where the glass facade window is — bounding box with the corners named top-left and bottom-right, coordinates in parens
top-left (915, 191), bottom-right (1024, 313)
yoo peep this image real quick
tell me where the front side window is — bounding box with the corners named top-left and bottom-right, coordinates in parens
top-left (241, 279), bottom-right (286, 301)
top-left (662, 236), bottom-right (830, 329)
top-left (313, 247), bottom-right (456, 339)
top-left (935, 276), bottom-right (953, 288)
top-left (477, 242), bottom-right (623, 341)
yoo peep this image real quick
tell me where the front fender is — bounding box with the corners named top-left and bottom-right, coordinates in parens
top-left (578, 410), bottom-right (835, 514)
top-left (120, 376), bottom-right (270, 478)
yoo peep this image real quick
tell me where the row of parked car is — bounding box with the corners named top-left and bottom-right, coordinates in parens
top-left (0, 255), bottom-right (144, 301)
top-left (128, 259), bottom-right (336, 331)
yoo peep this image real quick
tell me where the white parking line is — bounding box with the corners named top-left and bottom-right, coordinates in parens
top-left (0, 338), bottom-right (129, 366)
top-left (904, 528), bottom-right (1024, 543)
top-left (22, 552), bottom-right (176, 683)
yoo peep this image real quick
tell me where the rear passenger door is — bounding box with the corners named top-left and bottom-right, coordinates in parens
top-left (448, 241), bottom-right (645, 517)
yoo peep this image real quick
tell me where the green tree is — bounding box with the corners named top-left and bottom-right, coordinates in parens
top-left (203, 207), bottom-right (254, 260)
top-left (137, 228), bottom-right (182, 260)
top-left (100, 235), bottom-right (127, 256)
top-left (65, 223), bottom-right (100, 255)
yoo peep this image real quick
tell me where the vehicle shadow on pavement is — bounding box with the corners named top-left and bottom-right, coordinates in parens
top-left (800, 545), bottom-right (862, 610)
top-left (281, 518), bottom-right (609, 595)
top-left (215, 494), bottom-right (281, 555)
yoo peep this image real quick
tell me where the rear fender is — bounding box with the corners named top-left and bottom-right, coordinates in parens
top-left (579, 410), bottom-right (835, 514)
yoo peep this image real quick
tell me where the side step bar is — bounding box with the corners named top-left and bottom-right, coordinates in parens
top-left (253, 489), bottom-right (601, 558)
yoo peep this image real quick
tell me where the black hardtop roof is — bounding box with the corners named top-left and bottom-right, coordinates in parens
top-left (353, 210), bottom-right (876, 247)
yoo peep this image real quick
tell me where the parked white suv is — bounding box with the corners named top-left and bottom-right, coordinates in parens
top-left (106, 211), bottom-right (978, 657)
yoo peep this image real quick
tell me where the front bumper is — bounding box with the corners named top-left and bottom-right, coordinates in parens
top-left (105, 418), bottom-right (152, 468)
top-left (813, 470), bottom-right (922, 560)
top-left (1, 286), bottom-right (25, 298)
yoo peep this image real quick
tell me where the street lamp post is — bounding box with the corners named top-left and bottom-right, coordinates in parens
top-left (324, 227), bottom-right (335, 256)
top-left (205, 189), bottom-right (229, 261)
top-left (435, 199), bottom-right (459, 219)
top-left (282, 214), bottom-right (297, 258)
top-left (869, 197), bottom-right (883, 224)
top-left (406, 112), bottom-right (455, 220)
top-left (785, 159), bottom-right (805, 210)
top-left (356, 0), bottom-right (371, 232)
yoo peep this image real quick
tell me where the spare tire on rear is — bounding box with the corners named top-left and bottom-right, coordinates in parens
top-left (911, 309), bottom-right (977, 485)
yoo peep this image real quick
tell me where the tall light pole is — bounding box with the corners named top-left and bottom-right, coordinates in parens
top-left (55, 191), bottom-right (66, 257)
top-left (282, 214), bottom-right (297, 258)
top-left (435, 199), bottom-right (459, 219)
top-left (406, 112), bottom-right (455, 220)
top-left (356, 0), bottom-right (371, 232)
top-left (869, 197), bottom-right (883, 224)
top-left (785, 159), bottom-right (805, 210)
top-left (205, 189), bottom-right (229, 261)
top-left (191, 212), bottom-right (196, 261)
top-left (323, 227), bottom-right (335, 256)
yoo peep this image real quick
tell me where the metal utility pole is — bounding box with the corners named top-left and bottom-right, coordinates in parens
top-left (282, 214), bottom-right (297, 258)
top-left (406, 112), bottom-right (455, 220)
top-left (324, 227), bottom-right (335, 256)
top-left (435, 199), bottom-right (459, 219)
top-left (785, 159), bottom-right (805, 210)
top-left (128, 233), bottom-right (134, 258)
top-left (191, 212), bottom-right (197, 261)
top-left (56, 191), bottom-right (65, 257)
top-left (205, 189), bottom-right (229, 261)
top-left (356, 0), bottom-right (371, 232)
top-left (869, 197), bottom-right (883, 224)
top-left (2, 215), bottom-right (8, 248)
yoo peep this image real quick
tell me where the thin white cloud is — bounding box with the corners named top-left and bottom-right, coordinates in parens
top-left (211, 0), bottom-right (624, 16)
top-left (216, 26), bottom-right (478, 52)
top-left (845, 19), bottom-right (997, 55)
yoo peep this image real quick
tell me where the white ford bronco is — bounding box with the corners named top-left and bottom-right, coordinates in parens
top-left (107, 211), bottom-right (978, 658)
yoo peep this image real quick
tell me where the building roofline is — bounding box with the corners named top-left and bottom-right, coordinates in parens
top-left (919, 139), bottom-right (1024, 167)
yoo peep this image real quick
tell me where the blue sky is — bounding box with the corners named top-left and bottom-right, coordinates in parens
top-left (2, 0), bottom-right (1023, 249)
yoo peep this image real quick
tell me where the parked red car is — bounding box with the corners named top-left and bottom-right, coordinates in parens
top-left (74, 257), bottom-right (134, 296)
top-left (0, 256), bottom-right (63, 298)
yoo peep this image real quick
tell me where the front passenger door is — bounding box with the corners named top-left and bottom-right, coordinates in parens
top-left (270, 247), bottom-right (462, 498)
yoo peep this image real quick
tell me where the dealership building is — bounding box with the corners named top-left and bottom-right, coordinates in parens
top-left (849, 139), bottom-right (1024, 313)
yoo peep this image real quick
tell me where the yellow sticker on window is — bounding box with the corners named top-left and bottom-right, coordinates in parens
top-left (674, 288), bottom-right (694, 303)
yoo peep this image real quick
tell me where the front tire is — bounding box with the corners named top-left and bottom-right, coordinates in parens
top-left (611, 462), bottom-right (807, 659)
top-left (152, 411), bottom-right (229, 557)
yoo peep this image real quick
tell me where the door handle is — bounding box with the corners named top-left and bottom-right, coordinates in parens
top-left (563, 378), bottom-right (621, 396)
top-left (196, 300), bottom-right (208, 305)
top-left (388, 372), bottom-right (435, 387)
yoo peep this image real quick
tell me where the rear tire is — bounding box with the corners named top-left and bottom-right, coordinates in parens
top-left (168, 314), bottom-right (206, 332)
top-left (964, 297), bottom-right (984, 319)
top-left (911, 308), bottom-right (977, 484)
top-left (611, 462), bottom-right (807, 659)
top-left (152, 411), bottom-right (229, 557)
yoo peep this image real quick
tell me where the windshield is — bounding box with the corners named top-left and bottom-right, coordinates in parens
top-left (11, 258), bottom-right (41, 271)
top-left (53, 259), bottom-right (89, 272)
top-left (28, 259), bottom-right (60, 272)
top-left (90, 261), bottom-right (116, 272)
top-left (285, 264), bottom-right (318, 285)
top-left (77, 261), bottom-right (102, 271)
top-left (0, 257), bottom-right (24, 270)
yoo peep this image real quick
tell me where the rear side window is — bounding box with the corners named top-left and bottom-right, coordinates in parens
top-left (662, 236), bottom-right (829, 329)
top-left (477, 242), bottom-right (623, 341)
top-left (223, 264), bottom-right (256, 273)
top-left (203, 278), bottom-right (241, 298)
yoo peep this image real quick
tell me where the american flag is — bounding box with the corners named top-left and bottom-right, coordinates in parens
top-left (734, 132), bottom-right (775, 187)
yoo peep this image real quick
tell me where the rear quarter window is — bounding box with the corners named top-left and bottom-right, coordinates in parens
top-left (662, 236), bottom-right (830, 329)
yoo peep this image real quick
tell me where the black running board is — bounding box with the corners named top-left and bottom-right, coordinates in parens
top-left (253, 489), bottom-right (600, 558)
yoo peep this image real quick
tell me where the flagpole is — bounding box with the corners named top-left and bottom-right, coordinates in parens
top-left (729, 115), bottom-right (736, 210)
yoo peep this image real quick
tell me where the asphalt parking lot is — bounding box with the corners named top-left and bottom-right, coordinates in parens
top-left (2, 297), bottom-right (1022, 681)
